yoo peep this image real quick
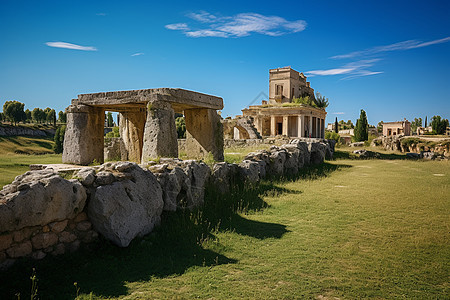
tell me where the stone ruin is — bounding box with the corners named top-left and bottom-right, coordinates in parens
top-left (62, 88), bottom-right (224, 165)
top-left (0, 138), bottom-right (335, 270)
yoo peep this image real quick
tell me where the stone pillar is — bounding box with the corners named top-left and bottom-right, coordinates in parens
top-left (282, 116), bottom-right (289, 136)
top-left (119, 108), bottom-right (146, 162)
top-left (309, 116), bottom-right (313, 138)
top-left (141, 100), bottom-right (178, 161)
top-left (270, 115), bottom-right (276, 136)
top-left (256, 117), bottom-right (263, 136)
top-left (321, 118), bottom-right (325, 138)
top-left (185, 108), bottom-right (224, 161)
top-left (317, 118), bottom-right (321, 138)
top-left (297, 115), bottom-right (304, 138)
top-left (63, 104), bottom-right (104, 165)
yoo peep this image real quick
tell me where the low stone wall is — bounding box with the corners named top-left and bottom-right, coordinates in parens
top-left (0, 125), bottom-right (55, 137)
top-left (372, 135), bottom-right (450, 158)
top-left (104, 137), bottom-right (121, 161)
top-left (0, 139), bottom-right (335, 270)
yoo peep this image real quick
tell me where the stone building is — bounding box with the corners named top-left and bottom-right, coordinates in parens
top-left (242, 67), bottom-right (326, 138)
top-left (382, 120), bottom-right (411, 136)
top-left (62, 88), bottom-right (224, 165)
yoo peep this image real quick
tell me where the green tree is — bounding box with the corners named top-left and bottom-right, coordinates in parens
top-left (58, 111), bottom-right (67, 123)
top-left (106, 112), bottom-right (114, 127)
top-left (3, 100), bottom-right (25, 125)
top-left (334, 117), bottom-right (339, 133)
top-left (411, 118), bottom-right (423, 132)
top-left (175, 116), bottom-right (186, 138)
top-left (314, 92), bottom-right (329, 108)
top-left (24, 109), bottom-right (32, 123)
top-left (46, 109), bottom-right (56, 126)
top-left (377, 121), bottom-right (384, 133)
top-left (53, 125), bottom-right (66, 154)
top-left (354, 109), bottom-right (369, 142)
top-left (424, 116), bottom-right (427, 127)
top-left (0, 112), bottom-right (4, 122)
top-left (430, 115), bottom-right (449, 135)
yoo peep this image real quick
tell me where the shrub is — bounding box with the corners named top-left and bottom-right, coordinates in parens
top-left (53, 125), bottom-right (66, 154)
top-left (105, 126), bottom-right (120, 138)
top-left (325, 131), bottom-right (340, 143)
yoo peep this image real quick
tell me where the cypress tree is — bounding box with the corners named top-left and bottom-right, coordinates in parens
top-left (425, 116), bottom-right (427, 127)
top-left (354, 109), bottom-right (368, 142)
top-left (334, 117), bottom-right (339, 133)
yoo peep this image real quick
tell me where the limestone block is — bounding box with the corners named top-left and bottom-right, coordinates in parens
top-left (141, 100), bottom-right (178, 161)
top-left (0, 233), bottom-right (12, 251)
top-left (76, 221), bottom-right (92, 231)
top-left (95, 171), bottom-right (115, 185)
top-left (119, 110), bottom-right (146, 162)
top-left (268, 147), bottom-right (287, 176)
top-left (0, 170), bottom-right (87, 232)
top-left (50, 220), bottom-right (68, 233)
top-left (31, 232), bottom-right (58, 249)
top-left (210, 163), bottom-right (237, 194)
top-left (185, 108), bottom-right (224, 161)
top-left (59, 231), bottom-right (77, 243)
top-left (88, 164), bottom-right (163, 247)
top-left (63, 104), bottom-right (104, 165)
top-left (6, 241), bottom-right (32, 258)
top-left (75, 168), bottom-right (96, 186)
top-left (239, 160), bottom-right (261, 183)
top-left (309, 142), bottom-right (326, 165)
top-left (183, 161), bottom-right (211, 208)
top-left (31, 251), bottom-right (46, 260)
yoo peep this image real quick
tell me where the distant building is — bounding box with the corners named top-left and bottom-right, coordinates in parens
top-left (242, 67), bottom-right (326, 138)
top-left (382, 120), bottom-right (411, 136)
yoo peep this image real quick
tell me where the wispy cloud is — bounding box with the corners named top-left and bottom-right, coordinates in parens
top-left (306, 59), bottom-right (382, 79)
top-left (331, 37), bottom-right (450, 59)
top-left (165, 23), bottom-right (189, 31)
top-left (165, 11), bottom-right (306, 38)
top-left (332, 112), bottom-right (345, 115)
top-left (45, 41), bottom-right (97, 51)
top-left (131, 52), bottom-right (144, 56)
top-left (96, 13), bottom-right (107, 16)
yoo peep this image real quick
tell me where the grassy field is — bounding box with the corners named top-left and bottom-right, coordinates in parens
top-left (1, 149), bottom-right (448, 299)
top-left (0, 136), bottom-right (61, 188)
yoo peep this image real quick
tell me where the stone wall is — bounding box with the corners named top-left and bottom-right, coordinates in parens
top-left (0, 125), bottom-right (55, 137)
top-left (372, 135), bottom-right (450, 157)
top-left (0, 139), bottom-right (335, 270)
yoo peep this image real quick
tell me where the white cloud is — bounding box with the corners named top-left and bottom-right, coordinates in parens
top-left (332, 112), bottom-right (345, 115)
top-left (96, 13), bottom-right (107, 16)
top-left (306, 59), bottom-right (382, 80)
top-left (165, 23), bottom-right (190, 31)
top-left (45, 42), bottom-right (97, 51)
top-left (165, 11), bottom-right (306, 38)
top-left (332, 36), bottom-right (450, 59)
top-left (131, 52), bottom-right (144, 56)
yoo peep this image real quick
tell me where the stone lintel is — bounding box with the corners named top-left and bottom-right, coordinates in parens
top-left (72, 88), bottom-right (223, 111)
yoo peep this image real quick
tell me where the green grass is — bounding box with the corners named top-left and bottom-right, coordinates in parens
top-left (0, 136), bottom-right (61, 188)
top-left (1, 151), bottom-right (448, 299)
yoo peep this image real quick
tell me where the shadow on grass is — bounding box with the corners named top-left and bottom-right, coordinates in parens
top-left (0, 161), bottom-right (347, 299)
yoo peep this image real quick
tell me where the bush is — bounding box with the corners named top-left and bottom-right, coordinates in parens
top-left (53, 125), bottom-right (66, 154)
top-left (325, 131), bottom-right (340, 143)
top-left (105, 126), bottom-right (120, 138)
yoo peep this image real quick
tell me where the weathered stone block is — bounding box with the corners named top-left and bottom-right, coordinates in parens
top-left (6, 241), bottom-right (32, 258)
top-left (59, 231), bottom-right (77, 243)
top-left (50, 220), bottom-right (68, 233)
top-left (0, 233), bottom-right (12, 251)
top-left (31, 232), bottom-right (58, 249)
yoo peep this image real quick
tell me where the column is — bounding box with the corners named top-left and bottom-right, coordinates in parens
top-left (141, 100), bottom-right (178, 161)
top-left (309, 116), bottom-right (313, 138)
top-left (185, 108), bottom-right (224, 162)
top-left (63, 104), bottom-right (104, 165)
top-left (318, 118), bottom-right (322, 138)
top-left (119, 108), bottom-right (146, 162)
top-left (270, 115), bottom-right (276, 136)
top-left (282, 116), bottom-right (289, 136)
top-left (297, 115), bottom-right (304, 137)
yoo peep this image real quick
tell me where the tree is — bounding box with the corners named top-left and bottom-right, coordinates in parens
top-left (24, 109), bottom-right (32, 123)
top-left (3, 100), bottom-right (25, 125)
top-left (425, 116), bottom-right (427, 127)
top-left (377, 121), bottom-right (384, 133)
top-left (46, 109), bottom-right (56, 126)
top-left (334, 117), bottom-right (339, 133)
top-left (175, 116), bottom-right (186, 138)
top-left (106, 112), bottom-right (114, 127)
top-left (431, 115), bottom-right (449, 135)
top-left (354, 109), bottom-right (369, 142)
top-left (314, 92), bottom-right (329, 108)
top-left (0, 112), bottom-right (4, 122)
top-left (53, 125), bottom-right (66, 154)
top-left (58, 111), bottom-right (67, 123)
top-left (411, 118), bottom-right (423, 132)
top-left (32, 107), bottom-right (46, 123)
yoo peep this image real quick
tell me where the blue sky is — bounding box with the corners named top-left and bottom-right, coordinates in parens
top-left (1, 0), bottom-right (449, 125)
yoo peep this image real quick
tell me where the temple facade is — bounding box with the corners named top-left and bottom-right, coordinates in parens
top-left (242, 67), bottom-right (327, 138)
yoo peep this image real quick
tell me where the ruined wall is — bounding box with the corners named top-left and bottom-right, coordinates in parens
top-left (0, 139), bottom-right (335, 270)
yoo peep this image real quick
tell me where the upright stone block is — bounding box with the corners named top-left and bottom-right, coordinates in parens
top-left (185, 108), bottom-right (224, 161)
top-left (119, 109), bottom-right (146, 162)
top-left (63, 105), bottom-right (104, 165)
top-left (141, 100), bottom-right (178, 161)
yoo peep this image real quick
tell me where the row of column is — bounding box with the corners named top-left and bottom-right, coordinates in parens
top-left (62, 102), bottom-right (224, 165)
top-left (265, 115), bottom-right (325, 138)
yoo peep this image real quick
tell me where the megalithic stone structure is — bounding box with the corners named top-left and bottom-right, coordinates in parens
top-left (62, 88), bottom-right (224, 165)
